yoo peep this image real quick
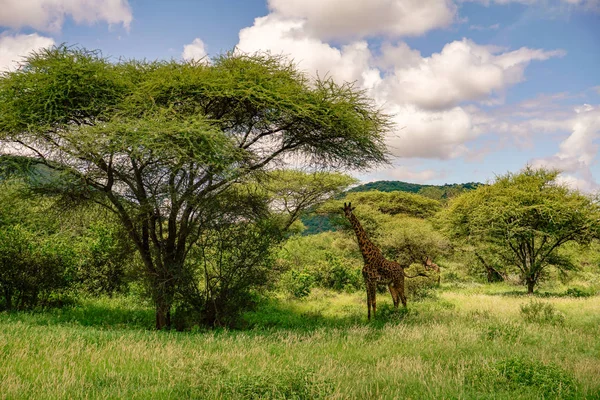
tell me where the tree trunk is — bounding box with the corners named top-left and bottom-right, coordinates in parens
top-left (4, 288), bottom-right (12, 311)
top-left (155, 296), bottom-right (172, 330)
top-left (153, 273), bottom-right (175, 330)
top-left (526, 278), bottom-right (536, 294)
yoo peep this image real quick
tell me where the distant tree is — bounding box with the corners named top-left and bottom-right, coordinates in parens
top-left (320, 190), bottom-right (442, 222)
top-left (0, 46), bottom-right (389, 328)
top-left (440, 167), bottom-right (600, 293)
top-left (262, 170), bottom-right (357, 232)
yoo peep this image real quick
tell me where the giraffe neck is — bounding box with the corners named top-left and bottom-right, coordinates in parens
top-left (348, 213), bottom-right (382, 264)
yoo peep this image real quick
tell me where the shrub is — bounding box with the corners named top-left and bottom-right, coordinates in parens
top-left (0, 226), bottom-right (75, 310)
top-left (76, 221), bottom-right (135, 296)
top-left (496, 357), bottom-right (577, 398)
top-left (322, 253), bottom-right (362, 292)
top-left (280, 269), bottom-right (313, 299)
top-left (564, 287), bottom-right (596, 298)
top-left (520, 300), bottom-right (565, 325)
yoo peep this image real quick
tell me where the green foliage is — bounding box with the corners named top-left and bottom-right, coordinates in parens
top-left (321, 253), bottom-right (363, 292)
top-left (75, 220), bottom-right (136, 296)
top-left (495, 357), bottom-right (577, 399)
top-left (520, 300), bottom-right (565, 325)
top-left (404, 271), bottom-right (439, 301)
top-left (321, 190), bottom-right (442, 220)
top-left (276, 233), bottom-right (363, 294)
top-left (0, 45), bottom-right (390, 328)
top-left (348, 180), bottom-right (482, 198)
top-left (485, 323), bottom-right (521, 342)
top-left (440, 167), bottom-right (600, 293)
top-left (0, 225), bottom-right (75, 310)
top-left (279, 270), bottom-right (314, 299)
top-left (378, 216), bottom-right (450, 266)
top-left (225, 368), bottom-right (331, 399)
top-left (263, 170), bottom-right (357, 232)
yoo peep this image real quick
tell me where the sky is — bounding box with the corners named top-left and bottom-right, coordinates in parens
top-left (0, 0), bottom-right (599, 189)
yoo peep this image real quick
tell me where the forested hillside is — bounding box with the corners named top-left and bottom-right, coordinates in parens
top-left (301, 180), bottom-right (482, 235)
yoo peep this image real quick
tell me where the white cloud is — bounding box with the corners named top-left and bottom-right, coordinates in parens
top-left (0, 33), bottom-right (55, 72)
top-left (267, 0), bottom-right (457, 40)
top-left (388, 166), bottom-right (447, 182)
top-left (182, 38), bottom-right (208, 62)
top-left (0, 0), bottom-right (132, 32)
top-left (379, 39), bottom-right (565, 110)
top-left (236, 12), bottom-right (565, 162)
top-left (238, 15), bottom-right (376, 86)
top-left (386, 105), bottom-right (478, 159)
top-left (529, 104), bottom-right (600, 191)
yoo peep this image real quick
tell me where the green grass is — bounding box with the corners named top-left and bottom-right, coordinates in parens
top-left (1, 286), bottom-right (600, 399)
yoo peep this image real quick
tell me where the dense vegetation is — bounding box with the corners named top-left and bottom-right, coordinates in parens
top-left (1, 46), bottom-right (600, 398)
top-left (348, 179), bottom-right (482, 197)
top-left (0, 46), bottom-right (388, 329)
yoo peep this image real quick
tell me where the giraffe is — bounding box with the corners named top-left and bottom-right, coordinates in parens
top-left (343, 202), bottom-right (417, 320)
top-left (424, 256), bottom-right (441, 285)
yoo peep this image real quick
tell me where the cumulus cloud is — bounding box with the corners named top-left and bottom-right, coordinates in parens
top-left (238, 15), bottom-right (376, 86)
top-left (386, 105), bottom-right (478, 159)
top-left (530, 104), bottom-right (600, 191)
top-left (0, 33), bottom-right (55, 72)
top-left (0, 0), bottom-right (132, 32)
top-left (379, 39), bottom-right (565, 110)
top-left (267, 0), bottom-right (457, 40)
top-left (182, 38), bottom-right (208, 62)
top-left (236, 8), bottom-right (566, 164)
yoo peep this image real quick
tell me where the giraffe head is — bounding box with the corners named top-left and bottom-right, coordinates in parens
top-left (342, 202), bottom-right (355, 218)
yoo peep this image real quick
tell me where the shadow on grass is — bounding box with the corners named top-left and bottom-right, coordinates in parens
top-left (240, 296), bottom-right (450, 333)
top-left (0, 296), bottom-right (155, 331)
top-left (486, 288), bottom-right (598, 298)
top-left (0, 292), bottom-right (453, 334)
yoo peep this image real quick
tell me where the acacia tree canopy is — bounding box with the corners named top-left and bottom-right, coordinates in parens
top-left (440, 167), bottom-right (600, 293)
top-left (0, 46), bottom-right (390, 329)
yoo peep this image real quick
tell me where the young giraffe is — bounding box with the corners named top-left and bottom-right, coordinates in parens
top-left (343, 202), bottom-right (420, 320)
top-left (424, 256), bottom-right (441, 285)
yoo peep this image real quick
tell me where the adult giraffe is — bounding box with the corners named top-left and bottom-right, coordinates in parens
top-left (343, 202), bottom-right (426, 320)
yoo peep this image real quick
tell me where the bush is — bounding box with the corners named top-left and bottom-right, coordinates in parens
top-left (496, 357), bottom-right (577, 398)
top-left (76, 221), bottom-right (135, 296)
top-left (321, 253), bottom-right (362, 292)
top-left (564, 287), bottom-right (596, 298)
top-left (280, 269), bottom-right (313, 299)
top-left (520, 300), bottom-right (565, 325)
top-left (0, 226), bottom-right (75, 310)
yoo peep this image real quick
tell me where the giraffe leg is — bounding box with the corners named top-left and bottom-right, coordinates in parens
top-left (389, 283), bottom-right (400, 308)
top-left (400, 291), bottom-right (407, 308)
top-left (366, 286), bottom-right (371, 321)
top-left (369, 283), bottom-right (377, 319)
top-left (399, 278), bottom-right (407, 308)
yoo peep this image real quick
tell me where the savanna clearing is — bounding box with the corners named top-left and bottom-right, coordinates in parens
top-left (1, 283), bottom-right (599, 399)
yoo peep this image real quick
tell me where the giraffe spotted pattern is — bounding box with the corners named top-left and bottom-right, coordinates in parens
top-left (343, 202), bottom-right (408, 320)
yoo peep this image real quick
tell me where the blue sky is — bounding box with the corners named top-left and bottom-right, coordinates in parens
top-left (1, 0), bottom-right (599, 189)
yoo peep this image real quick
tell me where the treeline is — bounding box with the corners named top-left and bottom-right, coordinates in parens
top-left (302, 180), bottom-right (482, 234)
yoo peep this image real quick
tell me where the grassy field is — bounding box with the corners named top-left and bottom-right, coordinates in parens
top-left (1, 284), bottom-right (599, 399)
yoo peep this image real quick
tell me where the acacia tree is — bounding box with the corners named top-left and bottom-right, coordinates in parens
top-left (0, 46), bottom-right (389, 328)
top-left (440, 167), bottom-right (600, 293)
top-left (262, 170), bottom-right (357, 231)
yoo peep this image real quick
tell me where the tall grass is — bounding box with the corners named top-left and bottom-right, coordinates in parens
top-left (1, 286), bottom-right (599, 399)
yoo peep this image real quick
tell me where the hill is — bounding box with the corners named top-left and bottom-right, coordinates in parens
top-left (301, 179), bottom-right (483, 235)
top-left (347, 180), bottom-right (482, 196)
